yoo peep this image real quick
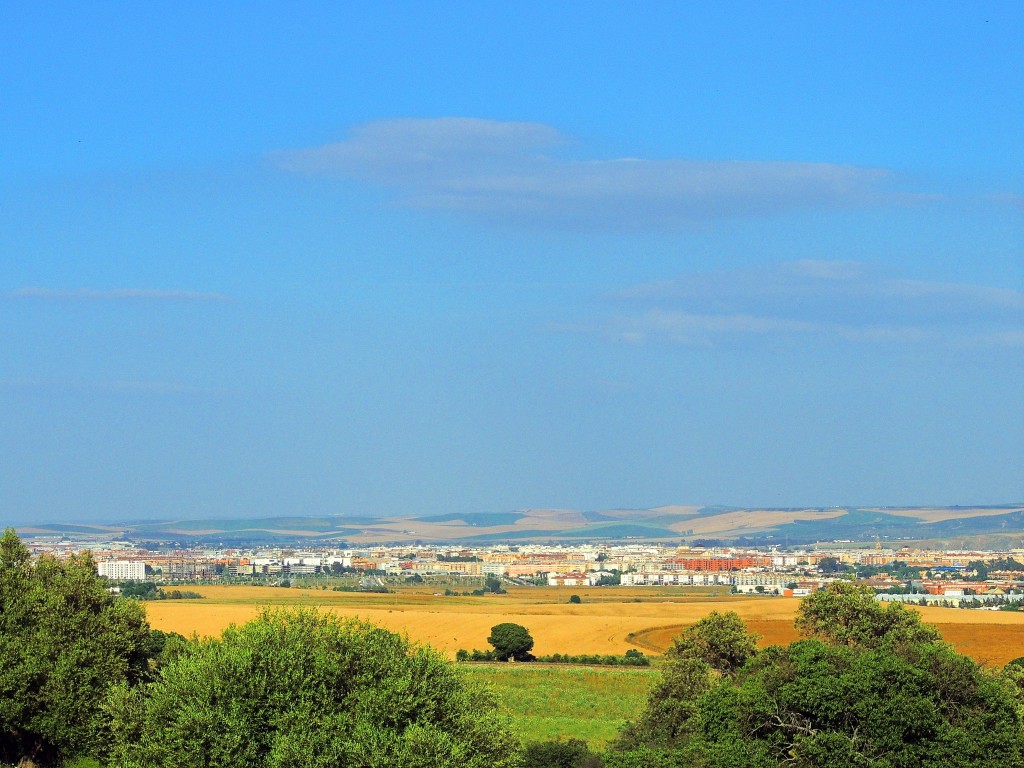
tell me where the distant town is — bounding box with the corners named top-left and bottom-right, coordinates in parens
top-left (21, 532), bottom-right (1024, 609)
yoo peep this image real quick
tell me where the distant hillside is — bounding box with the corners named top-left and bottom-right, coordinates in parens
top-left (16, 503), bottom-right (1024, 547)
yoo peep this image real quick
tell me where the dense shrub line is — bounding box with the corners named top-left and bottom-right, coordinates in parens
top-left (534, 650), bottom-right (650, 666)
top-left (117, 581), bottom-right (203, 600)
top-left (455, 648), bottom-right (650, 666)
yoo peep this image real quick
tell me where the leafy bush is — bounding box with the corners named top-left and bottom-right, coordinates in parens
top-left (523, 738), bottom-right (602, 768)
top-left (111, 609), bottom-right (520, 768)
top-left (533, 652), bottom-right (650, 667)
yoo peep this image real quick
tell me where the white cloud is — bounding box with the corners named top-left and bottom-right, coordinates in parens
top-left (612, 310), bottom-right (818, 346)
top-left (597, 261), bottom-right (1024, 348)
top-left (273, 118), bottom-right (898, 229)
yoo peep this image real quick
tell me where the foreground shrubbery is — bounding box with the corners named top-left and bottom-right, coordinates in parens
top-left (108, 610), bottom-right (520, 768)
top-left (609, 586), bottom-right (1024, 768)
top-left (0, 529), bottom-right (519, 768)
top-left (4, 527), bottom-right (1024, 768)
top-left (0, 529), bottom-right (153, 766)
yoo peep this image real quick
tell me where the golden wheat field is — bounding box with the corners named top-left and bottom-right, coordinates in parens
top-left (143, 584), bottom-right (1024, 665)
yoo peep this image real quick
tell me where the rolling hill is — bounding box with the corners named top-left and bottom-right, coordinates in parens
top-left (15, 504), bottom-right (1024, 547)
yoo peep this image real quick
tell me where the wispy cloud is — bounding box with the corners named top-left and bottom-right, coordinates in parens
top-left (273, 118), bottom-right (903, 229)
top-left (8, 288), bottom-right (232, 302)
top-left (592, 261), bottom-right (1024, 349)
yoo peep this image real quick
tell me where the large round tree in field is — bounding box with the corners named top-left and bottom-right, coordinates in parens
top-left (112, 609), bottom-right (521, 768)
top-left (487, 622), bottom-right (535, 661)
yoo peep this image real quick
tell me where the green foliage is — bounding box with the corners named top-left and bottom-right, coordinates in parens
top-left (816, 556), bottom-right (844, 574)
top-left (64, 758), bottom-right (108, 768)
top-left (112, 609), bottom-right (520, 768)
top-left (611, 586), bottom-right (1024, 768)
top-left (488, 622), bottom-right (536, 661)
top-left (667, 611), bottom-right (759, 676)
top-left (532, 651), bottom-right (649, 667)
top-left (159, 588), bottom-right (203, 599)
top-left (616, 653), bottom-right (713, 749)
top-left (118, 580), bottom-right (159, 599)
top-left (522, 738), bottom-right (601, 768)
top-left (118, 582), bottom-right (202, 600)
top-left (795, 581), bottom-right (941, 649)
top-left (569, 594), bottom-right (582, 604)
top-left (967, 559), bottom-right (989, 580)
top-left (990, 556), bottom-right (1024, 571)
top-left (0, 528), bottom-right (153, 767)
top-left (483, 574), bottom-right (507, 594)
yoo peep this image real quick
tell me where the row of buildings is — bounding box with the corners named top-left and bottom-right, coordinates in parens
top-left (73, 541), bottom-right (1024, 604)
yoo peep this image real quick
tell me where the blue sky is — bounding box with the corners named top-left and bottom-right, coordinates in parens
top-left (2, 2), bottom-right (1022, 523)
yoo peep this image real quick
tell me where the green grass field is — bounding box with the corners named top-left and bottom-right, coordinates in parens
top-left (463, 664), bottom-right (658, 748)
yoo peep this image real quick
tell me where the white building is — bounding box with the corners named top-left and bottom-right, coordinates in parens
top-left (97, 560), bottom-right (146, 581)
top-left (621, 571), bottom-right (733, 587)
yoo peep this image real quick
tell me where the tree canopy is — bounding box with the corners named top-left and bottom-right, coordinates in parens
top-left (112, 609), bottom-right (520, 768)
top-left (487, 622), bottom-right (535, 661)
top-left (667, 610), bottom-right (760, 675)
top-left (612, 584), bottom-right (1024, 768)
top-left (794, 581), bottom-right (941, 649)
top-left (0, 528), bottom-right (153, 766)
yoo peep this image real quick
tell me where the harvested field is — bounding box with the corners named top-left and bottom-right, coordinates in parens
top-left (625, 609), bottom-right (1024, 666)
top-left (143, 585), bottom-right (1024, 665)
top-left (867, 505), bottom-right (1024, 523)
top-left (629, 618), bottom-right (799, 654)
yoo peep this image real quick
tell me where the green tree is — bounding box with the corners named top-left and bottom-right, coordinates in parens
top-left (569, 594), bottom-right (582, 604)
top-left (0, 528), bottom-right (153, 766)
top-left (667, 611), bottom-right (760, 676)
top-left (618, 612), bottom-right (759, 750)
top-left (483, 574), bottom-right (506, 594)
top-left (795, 581), bottom-right (940, 650)
top-left (113, 609), bottom-right (520, 768)
top-left (817, 556), bottom-right (842, 574)
top-left (967, 559), bottom-right (989, 581)
top-left (610, 588), bottom-right (1024, 768)
top-left (487, 622), bottom-right (535, 661)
